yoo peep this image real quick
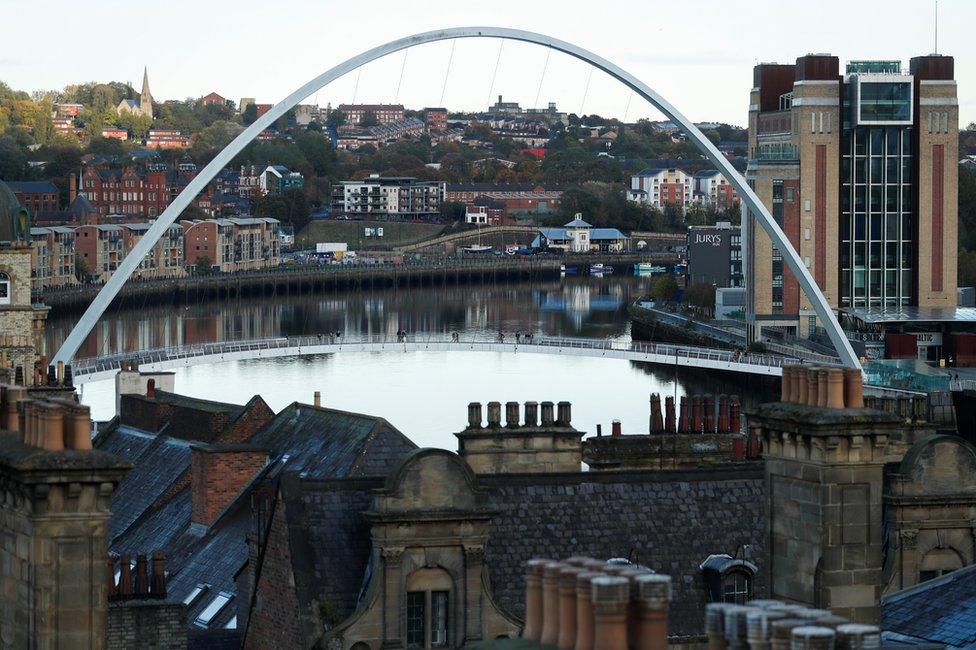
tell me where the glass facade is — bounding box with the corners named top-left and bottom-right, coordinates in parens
top-left (841, 82), bottom-right (914, 308)
top-left (858, 81), bottom-right (912, 123)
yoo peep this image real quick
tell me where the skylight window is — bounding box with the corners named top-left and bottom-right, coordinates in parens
top-left (183, 583), bottom-right (209, 606)
top-left (224, 615), bottom-right (237, 629)
top-left (195, 592), bottom-right (232, 627)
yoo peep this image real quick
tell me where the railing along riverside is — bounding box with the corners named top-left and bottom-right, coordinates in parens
top-left (70, 332), bottom-right (833, 379)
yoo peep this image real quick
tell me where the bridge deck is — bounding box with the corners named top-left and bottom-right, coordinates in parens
top-left (70, 335), bottom-right (817, 384)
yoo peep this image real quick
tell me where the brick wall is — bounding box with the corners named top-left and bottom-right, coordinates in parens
top-left (190, 445), bottom-right (267, 527)
top-left (243, 500), bottom-right (305, 649)
top-left (108, 600), bottom-right (187, 650)
top-left (120, 395), bottom-right (171, 433)
top-left (219, 397), bottom-right (274, 444)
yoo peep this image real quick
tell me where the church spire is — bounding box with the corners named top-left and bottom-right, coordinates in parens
top-left (140, 66), bottom-right (153, 121)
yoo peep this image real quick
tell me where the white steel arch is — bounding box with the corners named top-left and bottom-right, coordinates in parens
top-left (52, 27), bottom-right (861, 370)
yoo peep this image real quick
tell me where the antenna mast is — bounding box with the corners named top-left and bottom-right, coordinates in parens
top-left (935, 0), bottom-right (939, 54)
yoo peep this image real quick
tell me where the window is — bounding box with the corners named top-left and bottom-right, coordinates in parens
top-left (194, 592), bottom-right (232, 627)
top-left (722, 570), bottom-right (752, 604)
top-left (182, 584), bottom-right (208, 606)
top-left (919, 548), bottom-right (963, 584)
top-left (0, 272), bottom-right (11, 305)
top-left (405, 568), bottom-right (452, 648)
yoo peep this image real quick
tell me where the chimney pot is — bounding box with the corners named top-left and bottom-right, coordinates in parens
top-left (313, 391), bottom-right (321, 408)
top-left (781, 366), bottom-right (793, 402)
top-left (678, 396), bottom-right (689, 432)
top-left (795, 369), bottom-right (809, 405)
top-left (723, 604), bottom-right (756, 643)
top-left (540, 562), bottom-right (565, 646)
top-left (729, 396), bottom-right (741, 433)
top-left (556, 401), bottom-right (571, 426)
top-left (65, 403), bottom-right (92, 450)
top-left (817, 369), bottom-right (829, 407)
top-left (56, 361), bottom-right (64, 386)
top-left (704, 395), bottom-right (715, 433)
top-left (134, 554), bottom-right (149, 596)
top-left (523, 559), bottom-right (550, 641)
top-left (745, 609), bottom-right (788, 643)
top-left (611, 420), bottom-right (622, 437)
top-left (505, 401), bottom-right (520, 428)
top-left (692, 396), bottom-right (703, 433)
top-left (524, 401), bottom-right (539, 427)
top-left (119, 554), bottom-right (133, 596)
top-left (574, 571), bottom-right (603, 650)
top-left (806, 368), bottom-right (819, 406)
top-left (664, 396), bottom-right (676, 433)
top-left (557, 566), bottom-right (585, 650)
top-left (47, 365), bottom-right (56, 386)
top-left (650, 393), bottom-right (663, 432)
top-left (486, 401), bottom-right (502, 427)
top-left (40, 403), bottom-right (65, 452)
top-left (835, 624), bottom-right (881, 646)
top-left (826, 369), bottom-right (845, 409)
top-left (843, 369), bottom-right (864, 408)
top-left (634, 573), bottom-right (671, 650)
top-left (64, 364), bottom-right (73, 387)
top-left (150, 551), bottom-right (167, 598)
top-left (717, 395), bottom-right (730, 433)
top-left (731, 435), bottom-right (746, 461)
top-left (106, 555), bottom-right (118, 600)
top-left (467, 402), bottom-right (483, 428)
top-left (596, 424), bottom-right (603, 437)
top-left (590, 576), bottom-right (630, 650)
top-left (146, 378), bottom-right (156, 398)
top-left (541, 401), bottom-right (555, 426)
top-left (790, 626), bottom-right (836, 650)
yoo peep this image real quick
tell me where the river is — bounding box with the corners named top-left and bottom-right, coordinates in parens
top-left (44, 275), bottom-right (775, 448)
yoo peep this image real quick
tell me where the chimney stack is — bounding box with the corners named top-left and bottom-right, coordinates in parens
top-left (780, 364), bottom-right (866, 409)
top-left (313, 391), bottom-right (321, 407)
top-left (557, 401), bottom-right (572, 426)
top-left (611, 420), bottom-right (622, 437)
top-left (541, 401), bottom-right (555, 426)
top-left (524, 401), bottom-right (539, 427)
top-left (190, 444), bottom-right (268, 527)
top-left (506, 401), bottom-right (520, 428)
top-left (487, 401), bottom-right (502, 427)
top-left (467, 402), bottom-right (483, 428)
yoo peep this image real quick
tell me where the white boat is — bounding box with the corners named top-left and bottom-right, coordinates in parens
top-left (590, 263), bottom-right (614, 275)
top-left (462, 245), bottom-right (492, 253)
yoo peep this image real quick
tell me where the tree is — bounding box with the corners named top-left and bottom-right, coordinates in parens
top-left (0, 136), bottom-right (29, 180)
top-left (652, 275), bottom-right (679, 302)
top-left (74, 257), bottom-right (92, 282)
top-left (194, 256), bottom-right (214, 275)
top-left (252, 188), bottom-right (311, 231)
top-left (685, 283), bottom-right (716, 316)
top-left (242, 103), bottom-right (258, 126)
top-left (360, 110), bottom-right (379, 128)
top-left (959, 250), bottom-right (976, 287)
top-left (439, 201), bottom-right (465, 222)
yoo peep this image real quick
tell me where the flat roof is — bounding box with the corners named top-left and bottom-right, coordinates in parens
top-left (844, 306), bottom-right (976, 324)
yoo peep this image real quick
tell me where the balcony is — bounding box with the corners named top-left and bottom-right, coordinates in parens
top-left (754, 143), bottom-right (799, 163)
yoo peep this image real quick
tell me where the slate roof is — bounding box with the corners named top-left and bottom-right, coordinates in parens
top-left (6, 181), bottom-right (58, 193)
top-left (882, 564), bottom-right (976, 648)
top-left (564, 217), bottom-right (592, 228)
top-left (247, 402), bottom-right (417, 479)
top-left (283, 466), bottom-right (766, 640)
top-left (591, 228), bottom-right (626, 240)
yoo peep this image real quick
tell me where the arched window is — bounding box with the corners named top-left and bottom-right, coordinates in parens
top-left (405, 567), bottom-right (452, 649)
top-left (0, 272), bottom-right (11, 305)
top-left (919, 547), bottom-right (963, 583)
top-left (700, 554), bottom-right (757, 605)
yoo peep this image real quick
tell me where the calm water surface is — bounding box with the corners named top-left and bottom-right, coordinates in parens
top-left (46, 276), bottom-right (772, 447)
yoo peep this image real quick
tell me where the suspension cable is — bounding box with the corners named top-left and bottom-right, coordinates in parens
top-left (439, 40), bottom-right (456, 107)
top-left (394, 49), bottom-right (408, 103)
top-left (485, 41), bottom-right (505, 108)
top-left (578, 67), bottom-right (594, 117)
top-left (533, 48), bottom-right (551, 110)
top-left (622, 91), bottom-right (633, 123)
top-left (352, 67), bottom-right (362, 104)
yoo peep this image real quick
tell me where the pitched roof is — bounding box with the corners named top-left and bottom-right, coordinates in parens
top-left (6, 181), bottom-right (58, 193)
top-left (68, 193), bottom-right (97, 216)
top-left (882, 564), bottom-right (976, 647)
top-left (590, 228), bottom-right (626, 240)
top-left (247, 403), bottom-right (416, 479)
top-left (564, 217), bottom-right (592, 228)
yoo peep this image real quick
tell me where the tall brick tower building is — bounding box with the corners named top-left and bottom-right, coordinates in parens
top-left (745, 54), bottom-right (957, 340)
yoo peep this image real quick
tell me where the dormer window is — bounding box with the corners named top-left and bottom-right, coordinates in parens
top-left (700, 554), bottom-right (757, 605)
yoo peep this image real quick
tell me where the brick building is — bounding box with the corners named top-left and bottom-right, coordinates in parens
top-left (337, 103), bottom-right (405, 125)
top-left (6, 181), bottom-right (59, 215)
top-left (145, 129), bottom-right (190, 149)
top-left (693, 169), bottom-right (741, 209)
top-left (332, 175), bottom-right (445, 221)
top-left (745, 54), bottom-right (958, 340)
top-left (29, 226), bottom-right (76, 291)
top-left (202, 91), bottom-right (227, 106)
top-left (424, 106), bottom-right (448, 132)
top-left (628, 167), bottom-right (694, 209)
top-left (181, 217), bottom-right (280, 273)
top-left (81, 159), bottom-right (197, 218)
top-left (445, 183), bottom-right (563, 216)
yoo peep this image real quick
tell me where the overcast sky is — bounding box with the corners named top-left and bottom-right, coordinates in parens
top-left (4, 0), bottom-right (974, 127)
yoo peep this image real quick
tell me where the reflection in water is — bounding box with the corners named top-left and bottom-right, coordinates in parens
top-left (45, 276), bottom-right (641, 358)
top-left (55, 276), bottom-right (774, 442)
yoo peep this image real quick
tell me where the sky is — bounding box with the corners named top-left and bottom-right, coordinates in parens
top-left (3, 0), bottom-right (975, 127)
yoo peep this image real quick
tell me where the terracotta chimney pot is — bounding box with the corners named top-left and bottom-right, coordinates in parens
top-left (134, 554), bottom-right (149, 596)
top-left (746, 609), bottom-right (788, 647)
top-left (557, 565), bottom-right (585, 650)
top-left (704, 395), bottom-right (715, 433)
top-left (106, 555), bottom-right (118, 599)
top-left (650, 393), bottom-right (663, 432)
top-left (313, 391), bottom-right (321, 408)
top-left (795, 370), bottom-right (809, 405)
top-left (541, 401), bottom-right (555, 426)
top-left (826, 369), bottom-right (846, 409)
top-left (557, 401), bottom-right (572, 426)
top-left (718, 395), bottom-right (730, 433)
top-left (574, 571), bottom-right (603, 650)
top-left (590, 576), bottom-right (629, 650)
top-left (729, 396), bottom-right (741, 434)
top-left (634, 573), bottom-right (671, 650)
top-left (522, 559), bottom-right (549, 641)
top-left (806, 369), bottom-right (819, 406)
top-left (678, 396), bottom-right (689, 432)
top-left (564, 556), bottom-right (593, 568)
top-left (704, 602), bottom-right (734, 650)
top-left (146, 378), bottom-right (156, 398)
top-left (65, 403), bottom-right (92, 450)
top-left (612, 420), bottom-right (622, 437)
top-left (770, 619), bottom-right (807, 650)
top-left (150, 551), bottom-right (167, 597)
top-left (843, 369), bottom-right (864, 408)
top-left (40, 403), bottom-right (64, 452)
top-left (817, 369), bottom-right (829, 407)
top-left (540, 561), bottom-right (565, 646)
top-left (664, 396), bottom-right (676, 433)
top-left (790, 626), bottom-right (835, 650)
top-left (119, 554), bottom-right (133, 596)
top-left (524, 401), bottom-right (539, 427)
top-left (724, 604), bottom-right (758, 647)
top-left (835, 624), bottom-right (881, 647)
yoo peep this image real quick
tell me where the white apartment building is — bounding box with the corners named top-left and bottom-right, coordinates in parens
top-left (331, 174), bottom-right (446, 220)
top-left (628, 168), bottom-right (694, 209)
